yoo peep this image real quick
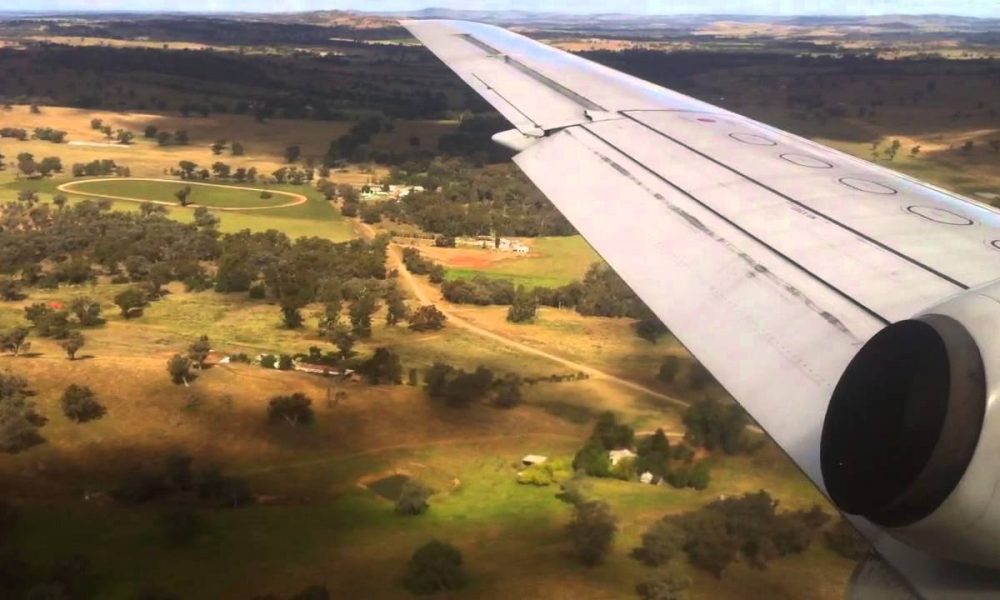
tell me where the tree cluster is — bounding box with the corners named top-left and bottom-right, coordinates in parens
top-left (634, 491), bottom-right (829, 578)
top-left (400, 247), bottom-right (445, 282)
top-left (71, 158), bottom-right (129, 177)
top-left (423, 362), bottom-right (522, 409)
top-left (0, 370), bottom-right (46, 454)
top-left (113, 453), bottom-right (253, 508)
top-left (372, 159), bottom-right (575, 238)
top-left (682, 398), bottom-right (754, 455)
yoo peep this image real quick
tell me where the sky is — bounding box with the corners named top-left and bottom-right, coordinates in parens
top-left (1, 0), bottom-right (998, 17)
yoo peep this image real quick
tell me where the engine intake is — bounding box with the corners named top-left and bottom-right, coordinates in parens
top-left (821, 282), bottom-right (1000, 569)
top-left (821, 315), bottom-right (986, 527)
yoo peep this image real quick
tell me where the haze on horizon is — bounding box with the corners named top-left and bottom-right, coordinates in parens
top-left (0, 0), bottom-right (998, 18)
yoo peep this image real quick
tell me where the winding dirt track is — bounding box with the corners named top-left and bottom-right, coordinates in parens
top-left (57, 178), bottom-right (308, 211)
top-left (355, 221), bottom-right (691, 409)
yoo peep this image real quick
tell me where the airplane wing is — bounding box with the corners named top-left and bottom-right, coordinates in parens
top-left (402, 19), bottom-right (1000, 599)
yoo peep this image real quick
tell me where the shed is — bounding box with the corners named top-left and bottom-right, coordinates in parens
top-left (521, 454), bottom-right (548, 466)
top-left (608, 449), bottom-right (637, 466)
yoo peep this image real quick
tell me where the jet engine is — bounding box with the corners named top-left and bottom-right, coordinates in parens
top-left (821, 280), bottom-right (1000, 570)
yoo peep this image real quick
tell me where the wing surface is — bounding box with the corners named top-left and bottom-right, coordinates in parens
top-left (403, 19), bottom-right (1000, 598)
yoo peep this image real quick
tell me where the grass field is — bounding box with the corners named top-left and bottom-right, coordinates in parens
top-left (0, 275), bottom-right (851, 598)
top-left (61, 178), bottom-right (302, 209)
top-left (0, 105), bottom-right (455, 180)
top-left (1, 175), bottom-right (358, 241)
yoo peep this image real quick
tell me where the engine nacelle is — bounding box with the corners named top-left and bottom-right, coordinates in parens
top-left (821, 280), bottom-right (1000, 569)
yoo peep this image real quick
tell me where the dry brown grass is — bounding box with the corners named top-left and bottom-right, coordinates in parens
top-left (0, 105), bottom-right (457, 181)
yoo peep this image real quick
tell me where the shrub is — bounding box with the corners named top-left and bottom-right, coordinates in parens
top-left (408, 304), bottom-right (446, 331)
top-left (395, 480), bottom-right (432, 516)
top-left (567, 500), bottom-right (617, 566)
top-left (359, 347), bottom-right (403, 385)
top-left (402, 541), bottom-right (467, 594)
top-left (267, 393), bottom-right (314, 426)
top-left (517, 458), bottom-right (572, 486)
top-left (60, 385), bottom-right (105, 422)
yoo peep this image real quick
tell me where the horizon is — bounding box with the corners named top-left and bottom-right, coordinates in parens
top-left (0, 1), bottom-right (998, 18)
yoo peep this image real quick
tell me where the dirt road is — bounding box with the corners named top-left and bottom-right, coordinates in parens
top-left (356, 221), bottom-right (690, 409)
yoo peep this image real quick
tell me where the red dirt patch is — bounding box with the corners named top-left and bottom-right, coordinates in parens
top-left (417, 246), bottom-right (525, 269)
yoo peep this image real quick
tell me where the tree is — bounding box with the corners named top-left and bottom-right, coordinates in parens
top-left (69, 296), bottom-right (104, 327)
top-left (385, 284), bottom-right (408, 326)
top-left (683, 398), bottom-right (749, 454)
top-left (506, 287), bottom-right (537, 323)
top-left (116, 129), bottom-right (134, 145)
top-left (493, 376), bottom-right (522, 408)
top-left (687, 362), bottom-right (716, 391)
top-left (144, 125), bottom-right (158, 138)
top-left (593, 411), bottom-right (634, 450)
top-left (348, 292), bottom-right (378, 338)
top-left (635, 573), bottom-right (691, 600)
top-left (60, 385), bottom-right (105, 422)
top-left (175, 185), bottom-right (193, 206)
top-left (423, 364), bottom-right (494, 408)
top-left (114, 287), bottom-right (147, 319)
top-left (211, 162), bottom-right (231, 178)
top-left (210, 139), bottom-right (227, 155)
top-left (187, 335), bottom-right (211, 369)
top-left (267, 393), bottom-right (315, 426)
top-left (634, 519), bottom-right (684, 566)
top-left (409, 305), bottom-right (446, 332)
top-left (175, 130), bottom-right (189, 145)
top-left (402, 540), bottom-right (467, 594)
top-left (0, 371), bottom-right (47, 453)
top-left (231, 141), bottom-right (245, 156)
top-left (284, 145), bottom-right (301, 163)
top-left (0, 279), bottom-right (24, 301)
top-left (636, 428), bottom-right (671, 479)
top-left (329, 323), bottom-right (355, 359)
top-left (359, 347), bottom-right (403, 385)
top-left (167, 354), bottom-right (193, 385)
top-left (635, 313), bottom-right (668, 343)
top-left (657, 357), bottom-right (682, 383)
top-left (568, 500), bottom-right (617, 566)
top-left (156, 131), bottom-right (172, 146)
top-left (573, 437), bottom-right (612, 477)
top-left (59, 331), bottom-right (85, 360)
top-left (395, 480), bottom-right (431, 515)
top-left (38, 156), bottom-right (63, 176)
top-left (0, 327), bottom-right (30, 357)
